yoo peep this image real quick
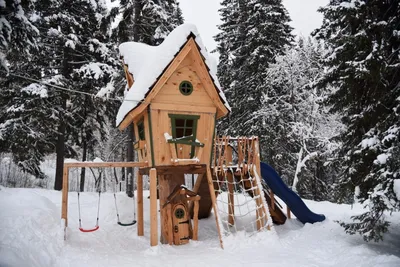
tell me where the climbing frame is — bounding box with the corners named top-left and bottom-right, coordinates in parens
top-left (212, 136), bottom-right (272, 234)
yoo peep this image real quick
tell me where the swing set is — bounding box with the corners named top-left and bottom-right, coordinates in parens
top-left (61, 161), bottom-right (148, 236)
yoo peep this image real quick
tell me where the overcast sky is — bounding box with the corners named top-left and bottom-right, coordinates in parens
top-left (178, 0), bottom-right (329, 53)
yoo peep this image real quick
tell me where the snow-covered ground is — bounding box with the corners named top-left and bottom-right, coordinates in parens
top-left (1, 186), bottom-right (399, 267)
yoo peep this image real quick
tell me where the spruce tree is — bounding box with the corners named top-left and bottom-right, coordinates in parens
top-left (111, 0), bottom-right (184, 196)
top-left (214, 0), bottom-right (294, 139)
top-left (0, 0), bottom-right (38, 72)
top-left (258, 38), bottom-right (343, 201)
top-left (0, 0), bottom-right (117, 190)
top-left (314, 0), bottom-right (400, 241)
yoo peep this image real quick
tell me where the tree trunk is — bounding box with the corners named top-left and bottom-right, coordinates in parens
top-left (80, 138), bottom-right (87, 192)
top-left (126, 124), bottom-right (134, 197)
top-left (54, 47), bottom-right (71, 191)
top-left (54, 97), bottom-right (66, 191)
top-left (124, 0), bottom-right (142, 198)
top-left (292, 146), bottom-right (303, 192)
top-left (121, 146), bottom-right (125, 192)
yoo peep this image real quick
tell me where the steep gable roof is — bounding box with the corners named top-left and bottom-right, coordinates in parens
top-left (116, 23), bottom-right (231, 128)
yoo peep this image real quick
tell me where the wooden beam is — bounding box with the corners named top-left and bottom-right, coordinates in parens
top-left (151, 103), bottom-right (216, 114)
top-left (64, 162), bottom-right (148, 168)
top-left (166, 204), bottom-right (174, 245)
top-left (206, 166), bottom-right (224, 249)
top-left (189, 39), bottom-right (230, 119)
top-left (61, 166), bottom-right (69, 228)
top-left (150, 168), bottom-right (158, 246)
top-left (193, 200), bottom-right (200, 241)
top-left (227, 172), bottom-right (235, 226)
top-left (253, 138), bottom-right (269, 230)
top-left (139, 164), bottom-right (207, 176)
top-left (270, 190), bottom-right (275, 211)
top-left (169, 142), bottom-right (178, 162)
top-left (287, 206), bottom-right (291, 219)
top-left (172, 159), bottom-right (201, 166)
top-left (137, 172), bottom-right (144, 236)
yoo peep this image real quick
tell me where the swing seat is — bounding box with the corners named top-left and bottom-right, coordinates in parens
top-left (117, 220), bottom-right (137, 227)
top-left (79, 226), bottom-right (99, 233)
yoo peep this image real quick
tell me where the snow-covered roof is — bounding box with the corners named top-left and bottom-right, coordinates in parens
top-left (116, 23), bottom-right (231, 127)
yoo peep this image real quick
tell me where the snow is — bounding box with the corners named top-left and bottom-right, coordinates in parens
top-left (64, 158), bottom-right (79, 163)
top-left (0, 51), bottom-right (9, 73)
top-left (21, 83), bottom-right (48, 98)
top-left (116, 23), bottom-right (231, 126)
top-left (65, 40), bottom-right (76, 49)
top-left (1, 186), bottom-right (399, 267)
top-left (375, 153), bottom-right (389, 165)
top-left (93, 157), bottom-right (104, 163)
top-left (361, 136), bottom-right (379, 149)
top-left (164, 132), bottom-right (172, 141)
top-left (394, 180), bottom-right (400, 201)
top-left (338, 0), bottom-right (365, 9)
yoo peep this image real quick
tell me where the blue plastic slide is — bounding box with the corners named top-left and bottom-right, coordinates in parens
top-left (260, 162), bottom-right (325, 224)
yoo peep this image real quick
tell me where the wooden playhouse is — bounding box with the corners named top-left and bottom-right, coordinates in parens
top-left (115, 24), bottom-right (285, 247)
top-left (60, 23), bottom-right (285, 248)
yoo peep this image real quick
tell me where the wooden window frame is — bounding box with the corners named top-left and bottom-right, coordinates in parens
top-left (168, 114), bottom-right (201, 157)
top-left (179, 81), bottom-right (193, 96)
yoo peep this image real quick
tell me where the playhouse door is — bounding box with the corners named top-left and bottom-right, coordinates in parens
top-left (172, 204), bottom-right (190, 245)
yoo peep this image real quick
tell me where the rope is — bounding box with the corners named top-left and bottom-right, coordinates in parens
top-left (77, 191), bottom-right (82, 228)
top-left (212, 168), bottom-right (268, 235)
top-left (1, 70), bottom-right (142, 103)
top-left (77, 168), bottom-right (82, 228)
top-left (96, 191), bottom-right (101, 227)
top-left (112, 169), bottom-right (136, 227)
top-left (76, 167), bottom-right (101, 232)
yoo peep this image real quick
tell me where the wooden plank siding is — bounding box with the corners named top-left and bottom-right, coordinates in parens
top-left (150, 108), bottom-right (215, 166)
top-left (149, 51), bottom-right (217, 166)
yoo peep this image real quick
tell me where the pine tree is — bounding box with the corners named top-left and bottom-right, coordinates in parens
top-left (314, 0), bottom-right (400, 241)
top-left (0, 0), bottom-right (38, 72)
top-left (111, 0), bottom-right (184, 196)
top-left (258, 38), bottom-right (343, 201)
top-left (214, 0), bottom-right (294, 138)
top-left (0, 0), bottom-right (118, 190)
top-left (214, 0), bottom-right (242, 135)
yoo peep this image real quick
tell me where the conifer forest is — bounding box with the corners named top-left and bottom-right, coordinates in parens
top-left (1, 0), bottom-right (399, 244)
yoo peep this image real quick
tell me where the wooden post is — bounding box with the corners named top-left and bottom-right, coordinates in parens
top-left (149, 168), bottom-right (158, 246)
top-left (61, 166), bottom-right (69, 227)
top-left (270, 190), bottom-right (275, 210)
top-left (137, 171), bottom-right (144, 236)
top-left (226, 146), bottom-right (234, 226)
top-left (287, 206), bottom-right (291, 219)
top-left (206, 166), bottom-right (224, 249)
top-left (253, 138), bottom-right (269, 230)
top-left (166, 204), bottom-right (174, 245)
top-left (193, 200), bottom-right (199, 240)
top-left (227, 172), bottom-right (235, 226)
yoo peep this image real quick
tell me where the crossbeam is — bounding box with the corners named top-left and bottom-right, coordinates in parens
top-left (139, 164), bottom-right (207, 175)
top-left (64, 161), bottom-right (148, 168)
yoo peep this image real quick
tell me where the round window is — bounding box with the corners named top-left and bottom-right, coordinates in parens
top-left (175, 208), bottom-right (185, 219)
top-left (179, 81), bottom-right (193, 96)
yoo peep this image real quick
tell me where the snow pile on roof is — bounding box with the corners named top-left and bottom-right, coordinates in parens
top-left (116, 23), bottom-right (231, 126)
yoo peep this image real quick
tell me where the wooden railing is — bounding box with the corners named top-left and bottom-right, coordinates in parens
top-left (133, 140), bottom-right (150, 163)
top-left (164, 133), bottom-right (205, 165)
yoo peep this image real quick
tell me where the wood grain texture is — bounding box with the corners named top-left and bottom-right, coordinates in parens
top-left (149, 168), bottom-right (158, 246)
